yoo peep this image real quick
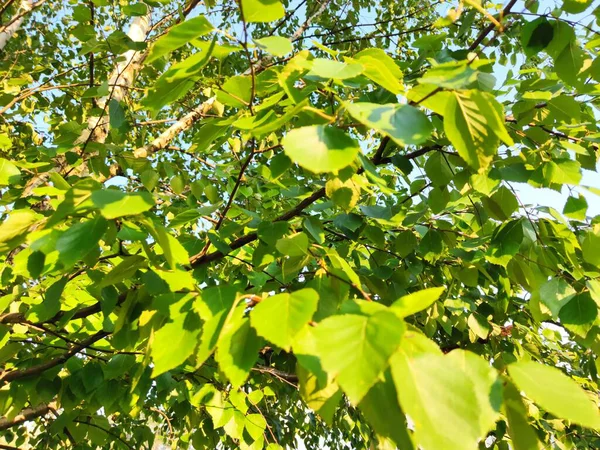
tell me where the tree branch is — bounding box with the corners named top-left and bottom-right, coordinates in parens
top-left (253, 365), bottom-right (299, 384)
top-left (0, 331), bottom-right (109, 385)
top-left (190, 144), bottom-right (441, 267)
top-left (467, 0), bottom-right (518, 51)
top-left (0, 401), bottom-right (56, 431)
top-left (0, 291), bottom-right (128, 326)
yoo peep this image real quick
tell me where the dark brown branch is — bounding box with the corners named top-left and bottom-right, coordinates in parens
top-left (190, 144), bottom-right (440, 267)
top-left (323, 25), bottom-right (431, 47)
top-left (372, 136), bottom-right (391, 164)
top-left (0, 331), bottom-right (108, 384)
top-left (253, 365), bottom-right (298, 383)
top-left (270, 0), bottom-right (307, 36)
top-left (304, 3), bottom-right (441, 39)
top-left (88, 1), bottom-right (94, 88)
top-left (217, 150), bottom-right (255, 230)
top-left (182, 0), bottom-right (202, 17)
top-left (0, 290), bottom-right (128, 326)
top-left (0, 402), bottom-right (56, 431)
top-left (468, 0), bottom-right (518, 51)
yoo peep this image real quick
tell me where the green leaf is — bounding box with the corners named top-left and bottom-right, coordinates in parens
top-left (554, 40), bottom-right (584, 86)
top-left (503, 381), bottom-right (543, 450)
top-left (444, 90), bottom-right (512, 172)
top-left (467, 313), bottom-right (491, 340)
top-left (151, 299), bottom-right (201, 377)
top-left (563, 195), bottom-right (587, 220)
top-left (345, 102), bottom-right (432, 146)
top-left (408, 83), bottom-right (452, 115)
top-left (424, 152), bottom-right (453, 187)
top-left (304, 217), bottom-right (325, 244)
top-left (296, 364), bottom-right (342, 425)
top-left (97, 255), bottom-right (148, 288)
top-left (546, 21), bottom-right (576, 59)
top-left (215, 306), bottom-right (264, 388)
top-left (394, 231), bottom-right (418, 258)
top-left (353, 48), bottom-right (403, 94)
top-left (0, 158), bottom-right (21, 186)
top-left (482, 186), bottom-right (519, 221)
top-left (253, 36), bottom-right (292, 57)
top-left (428, 186), bottom-right (449, 214)
top-left (104, 354), bottom-right (136, 380)
top-left (562, 0), bottom-right (594, 15)
top-left (153, 225), bottom-right (190, 269)
top-left (294, 326), bottom-right (343, 424)
top-left (170, 206), bottom-right (219, 229)
top-left (311, 310), bottom-right (405, 404)
top-left (241, 0), bottom-right (285, 23)
top-left (217, 75), bottom-right (252, 107)
top-left (91, 190), bottom-right (154, 219)
top-left (508, 361), bottom-right (600, 429)
top-left (391, 287), bottom-right (445, 318)
top-left (117, 222), bottom-right (147, 241)
top-left (56, 216), bottom-right (107, 268)
top-left (543, 159), bottom-right (582, 185)
top-left (0, 210), bottom-right (42, 254)
top-left (244, 413), bottom-right (266, 441)
top-left (486, 219), bottom-right (524, 266)
top-left (196, 286), bottom-right (238, 366)
top-left (558, 293), bottom-right (598, 338)
top-left (140, 170), bottom-right (159, 191)
top-left (539, 278), bottom-right (576, 318)
top-left (275, 232), bottom-right (309, 256)
top-left (358, 370), bottom-right (414, 449)
top-left (250, 288), bottom-right (319, 350)
top-left (521, 18), bottom-right (554, 57)
top-left (26, 277), bottom-right (67, 322)
top-left (0, 133), bottom-right (10, 151)
top-left (419, 60), bottom-right (479, 89)
top-left (308, 59), bottom-right (364, 80)
top-left (391, 349), bottom-right (501, 450)
top-left (147, 16), bottom-right (214, 63)
top-left (325, 177), bottom-right (361, 212)
top-left (108, 99), bottom-right (126, 130)
top-left (122, 3), bottom-right (147, 16)
top-left (257, 221), bottom-right (289, 247)
top-left (282, 126), bottom-right (360, 174)
top-left (27, 251), bottom-right (45, 278)
top-left (419, 229), bottom-right (444, 262)
top-left (142, 41), bottom-right (215, 114)
top-left (582, 226), bottom-right (600, 267)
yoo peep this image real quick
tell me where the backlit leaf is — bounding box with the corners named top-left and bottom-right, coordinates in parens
top-left (250, 288), bottom-right (319, 350)
top-left (282, 126), bottom-right (360, 174)
top-left (312, 310), bottom-right (405, 404)
top-left (508, 361), bottom-right (600, 429)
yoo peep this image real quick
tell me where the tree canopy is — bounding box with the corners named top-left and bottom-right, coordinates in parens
top-left (0, 0), bottom-right (599, 448)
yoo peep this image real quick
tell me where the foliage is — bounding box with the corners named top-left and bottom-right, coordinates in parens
top-left (0, 0), bottom-right (599, 449)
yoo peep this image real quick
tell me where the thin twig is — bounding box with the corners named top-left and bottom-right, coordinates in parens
top-left (148, 407), bottom-right (173, 439)
top-left (0, 0), bottom-right (45, 33)
top-left (73, 418), bottom-right (134, 450)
